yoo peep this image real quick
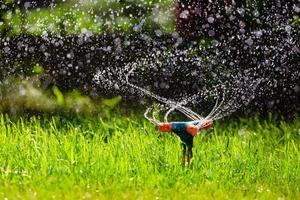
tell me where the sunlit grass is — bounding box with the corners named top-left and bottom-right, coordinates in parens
top-left (0, 113), bottom-right (299, 199)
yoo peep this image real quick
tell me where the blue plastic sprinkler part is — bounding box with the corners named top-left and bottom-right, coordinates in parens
top-left (158, 119), bottom-right (212, 165)
top-left (159, 121), bottom-right (201, 165)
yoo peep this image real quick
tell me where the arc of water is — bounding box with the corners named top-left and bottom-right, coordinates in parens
top-left (152, 107), bottom-right (161, 125)
top-left (144, 107), bottom-right (160, 125)
top-left (144, 107), bottom-right (157, 125)
top-left (206, 93), bottom-right (226, 120)
top-left (164, 100), bottom-right (204, 122)
top-left (125, 65), bottom-right (204, 121)
top-left (191, 92), bottom-right (226, 129)
top-left (205, 96), bottom-right (220, 119)
top-left (164, 102), bottom-right (183, 122)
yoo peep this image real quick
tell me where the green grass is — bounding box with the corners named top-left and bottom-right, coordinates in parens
top-left (0, 113), bottom-right (299, 199)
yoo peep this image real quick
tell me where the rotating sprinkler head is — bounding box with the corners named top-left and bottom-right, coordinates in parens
top-left (125, 67), bottom-right (222, 166)
top-left (145, 105), bottom-right (216, 166)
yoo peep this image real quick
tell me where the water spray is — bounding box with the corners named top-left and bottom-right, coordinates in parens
top-left (125, 66), bottom-right (225, 165)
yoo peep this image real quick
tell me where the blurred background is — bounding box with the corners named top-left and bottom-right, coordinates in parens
top-left (0, 0), bottom-right (174, 35)
top-left (0, 0), bottom-right (299, 118)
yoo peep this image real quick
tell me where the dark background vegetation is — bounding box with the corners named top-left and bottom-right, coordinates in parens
top-left (0, 0), bottom-right (299, 117)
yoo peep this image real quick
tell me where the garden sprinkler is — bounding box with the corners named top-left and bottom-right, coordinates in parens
top-left (145, 106), bottom-right (213, 165)
top-left (125, 66), bottom-right (224, 165)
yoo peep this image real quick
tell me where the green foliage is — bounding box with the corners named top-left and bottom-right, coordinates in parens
top-left (102, 96), bottom-right (122, 109)
top-left (1, 0), bottom-right (175, 36)
top-left (52, 85), bottom-right (65, 106)
top-left (0, 114), bottom-right (299, 199)
top-left (293, 16), bottom-right (300, 26)
top-left (0, 77), bottom-right (120, 115)
top-left (32, 65), bottom-right (44, 74)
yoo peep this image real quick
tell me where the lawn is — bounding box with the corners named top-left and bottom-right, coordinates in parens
top-left (0, 113), bottom-right (299, 199)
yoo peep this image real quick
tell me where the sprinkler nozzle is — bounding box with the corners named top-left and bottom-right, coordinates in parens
top-left (186, 125), bottom-right (198, 136)
top-left (159, 123), bottom-right (172, 132)
top-left (201, 120), bottom-right (212, 129)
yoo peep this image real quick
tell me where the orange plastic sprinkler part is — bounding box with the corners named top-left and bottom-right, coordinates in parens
top-left (201, 120), bottom-right (212, 129)
top-left (159, 122), bottom-right (172, 132)
top-left (156, 120), bottom-right (213, 166)
top-left (186, 125), bottom-right (199, 136)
